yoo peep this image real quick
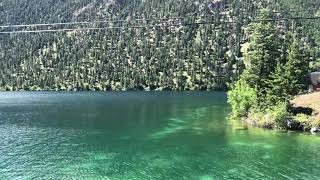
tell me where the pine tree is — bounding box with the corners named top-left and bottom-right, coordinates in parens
top-left (284, 35), bottom-right (309, 96)
top-left (265, 63), bottom-right (290, 105)
top-left (241, 8), bottom-right (281, 104)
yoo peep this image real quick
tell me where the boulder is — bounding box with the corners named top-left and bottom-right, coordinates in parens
top-left (286, 119), bottom-right (303, 131)
top-left (310, 127), bottom-right (320, 133)
top-left (310, 72), bottom-right (320, 86)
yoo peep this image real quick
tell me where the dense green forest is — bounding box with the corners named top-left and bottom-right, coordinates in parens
top-left (228, 4), bottom-right (320, 131)
top-left (0, 0), bottom-right (319, 91)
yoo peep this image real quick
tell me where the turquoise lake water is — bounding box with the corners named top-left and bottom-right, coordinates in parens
top-left (0, 92), bottom-right (319, 179)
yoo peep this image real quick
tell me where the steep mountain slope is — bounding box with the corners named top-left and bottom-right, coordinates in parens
top-left (0, 0), bottom-right (319, 91)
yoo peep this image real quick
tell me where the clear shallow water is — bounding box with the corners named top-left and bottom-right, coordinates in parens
top-left (0, 92), bottom-right (319, 179)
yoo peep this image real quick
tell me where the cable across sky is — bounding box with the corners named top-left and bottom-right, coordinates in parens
top-left (0, 7), bottom-right (319, 29)
top-left (0, 16), bottom-right (320, 34)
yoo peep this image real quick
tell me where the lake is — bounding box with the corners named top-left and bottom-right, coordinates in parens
top-left (0, 92), bottom-right (319, 179)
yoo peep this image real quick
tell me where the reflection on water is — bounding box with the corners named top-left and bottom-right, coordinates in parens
top-left (0, 92), bottom-right (319, 179)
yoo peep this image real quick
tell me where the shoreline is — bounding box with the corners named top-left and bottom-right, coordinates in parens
top-left (240, 92), bottom-right (320, 134)
top-left (0, 88), bottom-right (227, 92)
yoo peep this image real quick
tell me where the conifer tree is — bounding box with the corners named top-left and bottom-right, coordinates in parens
top-left (240, 9), bottom-right (281, 104)
top-left (285, 35), bottom-right (309, 96)
top-left (265, 63), bottom-right (290, 105)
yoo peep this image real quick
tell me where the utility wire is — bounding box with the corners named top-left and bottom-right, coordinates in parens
top-left (0, 8), bottom-right (318, 29)
top-left (272, 8), bottom-right (319, 14)
top-left (1, 17), bottom-right (320, 34)
top-left (0, 22), bottom-right (214, 34)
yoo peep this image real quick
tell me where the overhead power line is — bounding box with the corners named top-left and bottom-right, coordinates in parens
top-left (0, 22), bottom-right (203, 34)
top-left (272, 8), bottom-right (319, 14)
top-left (0, 17), bottom-right (175, 28)
top-left (0, 8), bottom-right (318, 29)
top-left (0, 16), bottom-right (320, 34)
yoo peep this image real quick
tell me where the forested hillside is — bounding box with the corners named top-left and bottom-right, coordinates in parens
top-left (0, 0), bottom-right (319, 91)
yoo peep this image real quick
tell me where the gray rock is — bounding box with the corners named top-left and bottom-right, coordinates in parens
top-left (286, 119), bottom-right (303, 131)
top-left (310, 127), bottom-right (320, 133)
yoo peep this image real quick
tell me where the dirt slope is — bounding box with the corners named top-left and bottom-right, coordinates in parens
top-left (291, 92), bottom-right (320, 118)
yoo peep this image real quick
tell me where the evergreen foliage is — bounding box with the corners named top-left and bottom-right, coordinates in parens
top-left (228, 7), bottom-right (313, 128)
top-left (0, 0), bottom-right (319, 91)
top-left (227, 78), bottom-right (257, 118)
top-left (0, 0), bottom-right (253, 91)
top-left (240, 9), bottom-right (282, 107)
top-left (285, 36), bottom-right (310, 95)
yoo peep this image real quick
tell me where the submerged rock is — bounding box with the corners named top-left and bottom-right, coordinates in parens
top-left (234, 126), bottom-right (248, 131)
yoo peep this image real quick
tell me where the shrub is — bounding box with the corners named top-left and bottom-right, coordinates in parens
top-left (294, 114), bottom-right (310, 124)
top-left (310, 58), bottom-right (320, 71)
top-left (228, 79), bottom-right (258, 118)
top-left (294, 113), bottom-right (313, 130)
top-left (266, 102), bottom-right (291, 129)
top-left (30, 85), bottom-right (42, 91)
top-left (311, 118), bottom-right (320, 128)
top-left (247, 110), bottom-right (275, 128)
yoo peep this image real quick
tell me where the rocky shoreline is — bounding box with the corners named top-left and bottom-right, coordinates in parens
top-left (244, 92), bottom-right (320, 133)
